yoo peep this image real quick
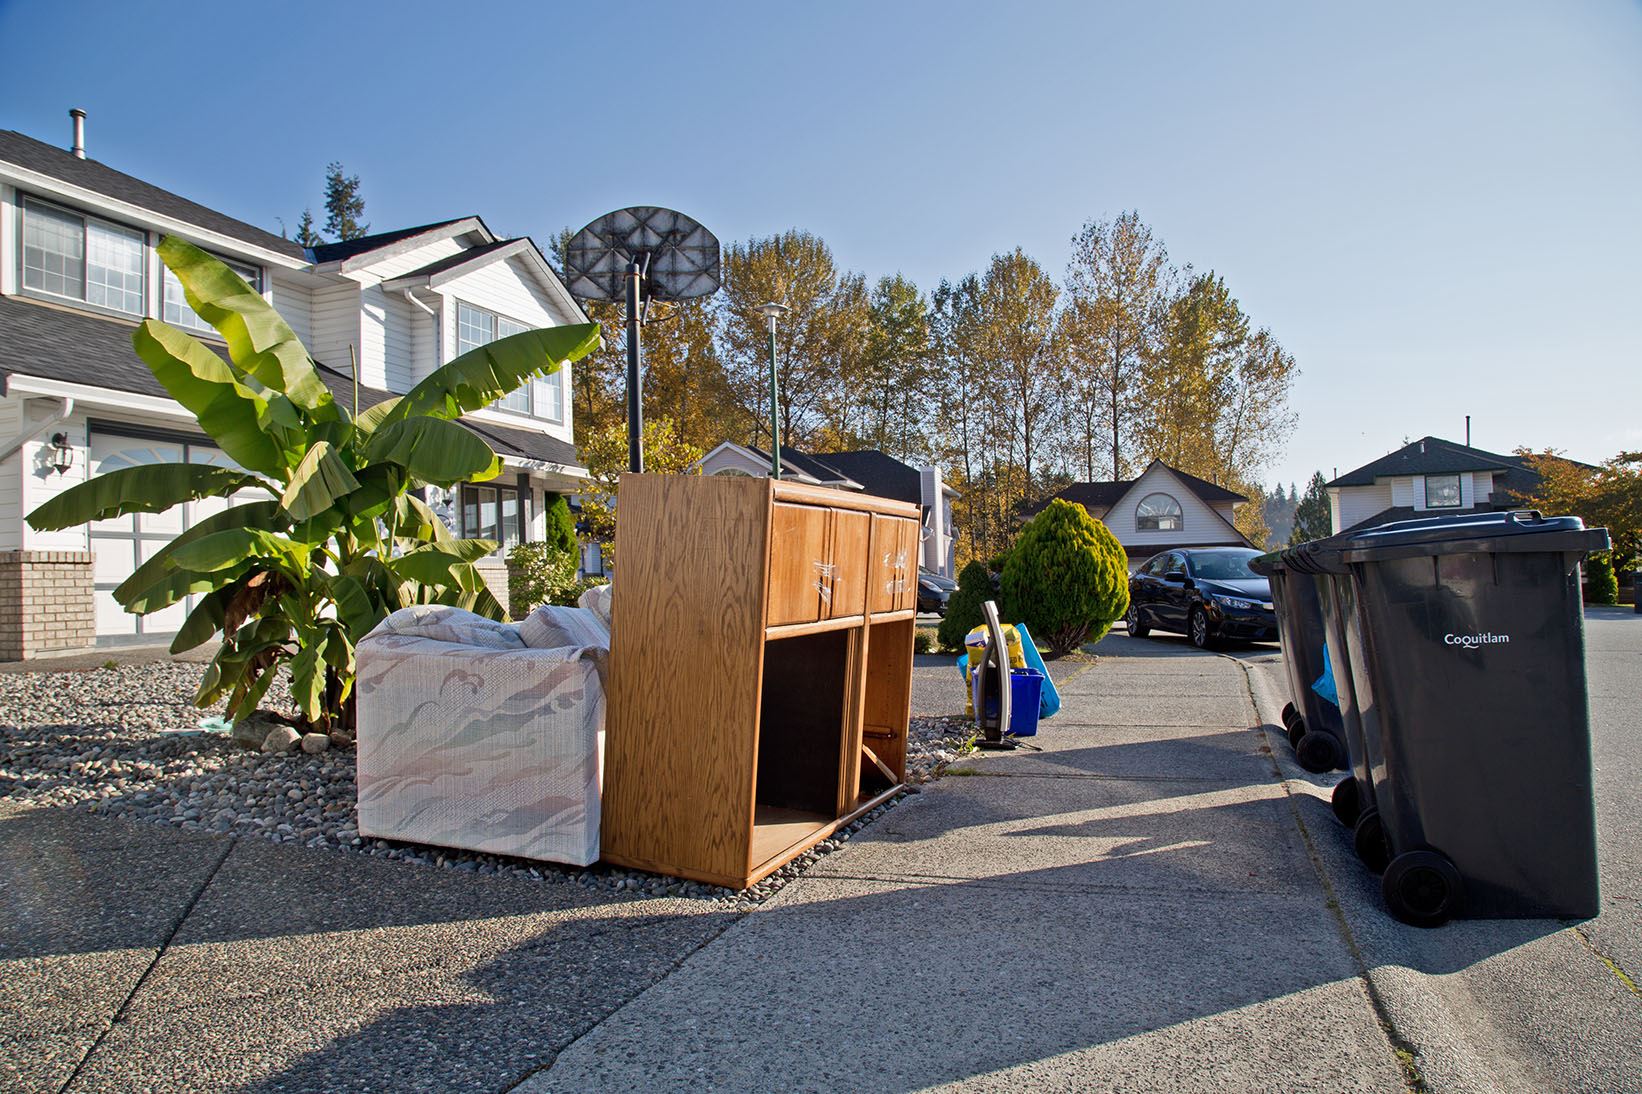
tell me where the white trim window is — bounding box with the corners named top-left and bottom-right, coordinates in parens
top-left (163, 257), bottom-right (262, 334)
top-left (460, 482), bottom-right (524, 551)
top-left (1136, 492), bottom-right (1184, 532)
top-left (21, 197), bottom-right (145, 315)
top-left (455, 300), bottom-right (564, 422)
top-left (1425, 473), bottom-right (1462, 508)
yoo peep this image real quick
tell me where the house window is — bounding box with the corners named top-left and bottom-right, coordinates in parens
top-left (456, 302), bottom-right (563, 421)
top-left (1426, 474), bottom-right (1462, 508)
top-left (163, 258), bottom-right (262, 333)
top-left (21, 198), bottom-right (145, 315)
top-left (1136, 492), bottom-right (1183, 532)
top-left (460, 482), bottom-right (523, 551)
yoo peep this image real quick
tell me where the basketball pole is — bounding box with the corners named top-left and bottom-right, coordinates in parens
top-left (625, 257), bottom-right (643, 474)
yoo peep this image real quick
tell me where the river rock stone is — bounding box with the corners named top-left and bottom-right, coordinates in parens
top-left (260, 725), bottom-right (301, 753)
top-left (299, 733), bottom-right (330, 755)
top-left (231, 711), bottom-right (284, 751)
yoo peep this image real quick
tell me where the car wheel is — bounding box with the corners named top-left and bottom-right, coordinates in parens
top-left (1125, 602), bottom-right (1150, 638)
top-left (1188, 605), bottom-right (1214, 649)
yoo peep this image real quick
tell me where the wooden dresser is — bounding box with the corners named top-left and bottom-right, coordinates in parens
top-left (601, 474), bottom-right (920, 888)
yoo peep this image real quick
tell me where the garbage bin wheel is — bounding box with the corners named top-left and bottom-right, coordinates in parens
top-left (1296, 730), bottom-right (1342, 773)
top-left (1125, 603), bottom-right (1150, 639)
top-left (1353, 809), bottom-right (1392, 874)
top-left (1281, 702), bottom-right (1300, 730)
top-left (1382, 850), bottom-right (1464, 928)
top-left (1286, 718), bottom-right (1307, 748)
top-left (1331, 777), bottom-right (1362, 828)
top-left (1188, 606), bottom-right (1215, 649)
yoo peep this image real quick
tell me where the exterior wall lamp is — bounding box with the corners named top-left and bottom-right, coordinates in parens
top-left (48, 432), bottom-right (75, 475)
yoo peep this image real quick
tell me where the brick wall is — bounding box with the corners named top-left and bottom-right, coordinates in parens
top-left (0, 551), bottom-right (96, 661)
top-left (476, 558), bottom-right (512, 620)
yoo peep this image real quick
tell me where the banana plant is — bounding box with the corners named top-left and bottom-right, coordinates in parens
top-left (27, 237), bottom-right (600, 734)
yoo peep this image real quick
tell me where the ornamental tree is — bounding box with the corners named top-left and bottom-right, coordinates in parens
top-left (1001, 498), bottom-right (1129, 655)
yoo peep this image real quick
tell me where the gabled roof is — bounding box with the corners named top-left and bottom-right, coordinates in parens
top-left (0, 129), bottom-right (306, 260)
top-left (1027, 459), bottom-right (1247, 519)
top-left (387, 238), bottom-right (520, 283)
top-left (811, 449), bottom-right (923, 507)
top-left (743, 444), bottom-right (864, 487)
top-left (1328, 436), bottom-right (1534, 488)
top-left (0, 294), bottom-right (579, 470)
top-left (307, 217), bottom-right (479, 266)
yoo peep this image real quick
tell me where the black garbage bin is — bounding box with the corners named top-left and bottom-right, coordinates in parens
top-left (1251, 550), bottom-right (1348, 774)
top-left (1327, 510), bottom-right (1609, 926)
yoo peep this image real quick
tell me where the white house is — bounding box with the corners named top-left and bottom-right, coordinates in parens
top-left (696, 443), bottom-right (960, 578)
top-left (0, 113), bottom-right (589, 657)
top-left (1030, 460), bottom-right (1253, 571)
top-left (1326, 436), bottom-right (1542, 534)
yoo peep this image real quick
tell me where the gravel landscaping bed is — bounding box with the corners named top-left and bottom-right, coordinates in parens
top-left (0, 660), bottom-right (975, 906)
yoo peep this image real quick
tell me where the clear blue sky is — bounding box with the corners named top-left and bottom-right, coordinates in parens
top-left (3, 0), bottom-right (1639, 489)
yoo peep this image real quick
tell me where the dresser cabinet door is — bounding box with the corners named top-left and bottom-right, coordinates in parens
top-left (827, 509), bottom-right (870, 618)
top-left (868, 514), bottom-right (918, 615)
top-left (767, 503), bottom-right (830, 626)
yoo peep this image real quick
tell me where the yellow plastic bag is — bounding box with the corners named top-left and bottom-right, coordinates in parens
top-left (960, 623), bottom-right (1025, 718)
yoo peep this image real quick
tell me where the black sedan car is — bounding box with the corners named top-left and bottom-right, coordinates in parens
top-left (1125, 547), bottom-right (1278, 648)
top-left (917, 571), bottom-right (956, 615)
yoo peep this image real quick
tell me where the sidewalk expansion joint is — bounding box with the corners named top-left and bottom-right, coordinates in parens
top-left (58, 832), bottom-right (238, 1094)
top-left (1572, 925), bottom-right (1642, 998)
top-left (501, 903), bottom-right (748, 1092)
top-left (1226, 654), bottom-right (1429, 1094)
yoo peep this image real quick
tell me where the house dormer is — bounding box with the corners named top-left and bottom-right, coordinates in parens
top-left (1325, 436), bottom-right (1545, 534)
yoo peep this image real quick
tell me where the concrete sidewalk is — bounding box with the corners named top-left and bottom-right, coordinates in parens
top-left (524, 641), bottom-right (1408, 1092)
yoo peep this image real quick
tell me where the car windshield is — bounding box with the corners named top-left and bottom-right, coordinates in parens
top-left (1189, 552), bottom-right (1260, 581)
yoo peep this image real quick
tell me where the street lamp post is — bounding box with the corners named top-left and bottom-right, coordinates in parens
top-left (758, 302), bottom-right (790, 479)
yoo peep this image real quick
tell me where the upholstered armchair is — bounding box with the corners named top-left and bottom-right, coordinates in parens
top-left (355, 597), bottom-right (610, 867)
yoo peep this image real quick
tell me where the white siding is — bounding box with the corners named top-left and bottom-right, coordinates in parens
top-left (441, 255), bottom-right (559, 328)
top-left (1329, 490), bottom-right (1343, 535)
top-left (21, 408), bottom-right (91, 552)
top-left (0, 184), bottom-right (15, 295)
top-left (1334, 482), bottom-right (1393, 532)
top-left (308, 281), bottom-right (361, 380)
top-left (1473, 470), bottom-right (1494, 505)
top-left (357, 282), bottom-right (392, 389)
top-left (1101, 465), bottom-right (1244, 548)
top-left (0, 398), bottom-right (22, 549)
top-left (268, 271), bottom-right (313, 348)
top-left (1389, 477), bottom-right (1415, 506)
top-left (358, 237), bottom-right (464, 281)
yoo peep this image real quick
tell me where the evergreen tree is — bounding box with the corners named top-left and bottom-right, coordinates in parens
top-left (1290, 472), bottom-right (1333, 544)
top-left (323, 162), bottom-right (368, 241)
top-left (292, 208), bottom-right (322, 247)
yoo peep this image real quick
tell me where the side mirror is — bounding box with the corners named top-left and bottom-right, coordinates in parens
top-left (1164, 570), bottom-right (1187, 583)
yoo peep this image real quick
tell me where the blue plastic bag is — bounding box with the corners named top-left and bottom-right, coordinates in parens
top-left (1311, 643), bottom-right (1340, 708)
top-left (1011, 623), bottom-right (1061, 719)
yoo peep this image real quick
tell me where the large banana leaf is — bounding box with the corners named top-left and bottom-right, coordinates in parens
top-left (158, 237), bottom-right (337, 419)
top-left (115, 500), bottom-right (284, 613)
top-left (383, 324), bottom-right (601, 426)
top-left (326, 573), bottom-right (385, 639)
top-left (364, 417), bottom-right (501, 485)
top-left (280, 440), bottom-right (361, 521)
top-left (390, 547), bottom-right (503, 619)
top-left (27, 463), bottom-right (267, 531)
top-left (171, 528), bottom-right (311, 576)
top-left (132, 321), bottom-right (296, 475)
top-left (170, 585), bottom-right (233, 654)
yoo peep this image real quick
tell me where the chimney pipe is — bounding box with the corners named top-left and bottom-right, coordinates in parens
top-left (69, 108), bottom-right (86, 159)
top-left (1465, 415), bottom-right (1471, 447)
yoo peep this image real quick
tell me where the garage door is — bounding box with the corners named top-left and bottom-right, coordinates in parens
top-left (89, 430), bottom-right (267, 640)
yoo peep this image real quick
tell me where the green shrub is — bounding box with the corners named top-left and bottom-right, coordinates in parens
top-left (938, 560), bottom-right (995, 652)
top-left (506, 541), bottom-right (579, 616)
top-left (1001, 499), bottom-right (1129, 655)
top-left (914, 627), bottom-right (935, 654)
top-left (1585, 552), bottom-right (1619, 605)
top-left (542, 492), bottom-right (577, 554)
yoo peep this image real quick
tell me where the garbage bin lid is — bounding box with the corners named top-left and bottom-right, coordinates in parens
top-left (1249, 550), bottom-right (1284, 576)
top-left (1338, 509), bottom-right (1610, 563)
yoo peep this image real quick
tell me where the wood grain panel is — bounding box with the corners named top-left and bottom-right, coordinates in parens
top-left (766, 502), bottom-right (828, 626)
top-left (828, 508), bottom-right (870, 618)
top-left (867, 515), bottom-right (901, 615)
top-left (861, 617), bottom-right (915, 787)
top-left (894, 518), bottom-right (921, 611)
top-left (603, 474), bottom-right (770, 883)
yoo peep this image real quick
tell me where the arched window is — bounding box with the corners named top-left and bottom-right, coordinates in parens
top-left (712, 467), bottom-right (756, 477)
top-left (1136, 492), bottom-right (1183, 532)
